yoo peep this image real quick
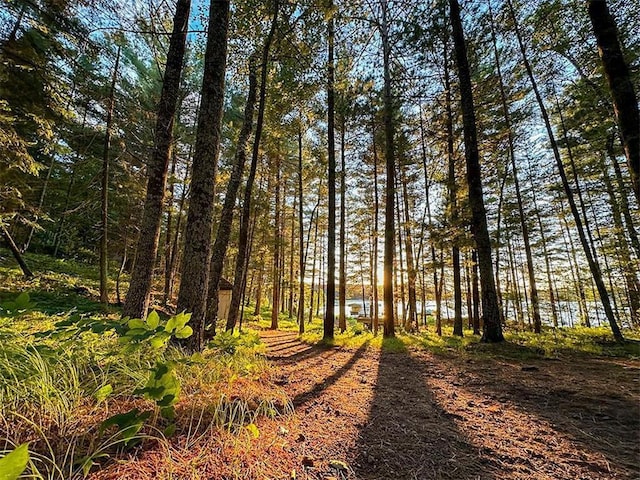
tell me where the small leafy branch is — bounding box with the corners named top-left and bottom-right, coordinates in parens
top-left (100, 311), bottom-right (193, 439)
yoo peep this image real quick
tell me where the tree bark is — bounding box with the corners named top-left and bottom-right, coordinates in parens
top-left (339, 115), bottom-right (347, 333)
top-left (298, 118), bottom-right (306, 333)
top-left (371, 107), bottom-right (380, 336)
top-left (472, 250), bottom-right (480, 334)
top-left (608, 136), bottom-right (640, 259)
top-left (488, 4), bottom-right (541, 333)
top-left (449, 0), bottom-right (503, 341)
top-left (507, 0), bottom-right (622, 341)
top-left (100, 45), bottom-right (121, 305)
top-left (381, 0), bottom-right (395, 337)
top-left (122, 0), bottom-right (191, 319)
top-left (176, 0), bottom-right (230, 350)
top-left (2, 225), bottom-right (33, 278)
top-left (226, 0), bottom-right (279, 333)
top-left (587, 0), bottom-right (640, 201)
top-left (400, 164), bottom-right (418, 331)
top-left (324, 0), bottom-right (336, 340)
top-left (443, 42), bottom-right (463, 337)
top-left (271, 155), bottom-right (282, 330)
top-left (204, 54), bottom-right (257, 332)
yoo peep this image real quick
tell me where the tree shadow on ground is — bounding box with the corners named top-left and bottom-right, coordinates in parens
top-left (352, 338), bottom-right (498, 480)
top-left (431, 353), bottom-right (640, 478)
top-left (292, 341), bottom-right (369, 407)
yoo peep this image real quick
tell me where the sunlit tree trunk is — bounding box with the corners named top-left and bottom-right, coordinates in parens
top-left (558, 201), bottom-right (590, 328)
top-left (176, 0), bottom-right (230, 349)
top-left (227, 0), bottom-right (279, 331)
top-left (309, 203), bottom-right (320, 325)
top-left (528, 169), bottom-right (559, 328)
top-left (288, 194), bottom-right (297, 319)
top-left (601, 154), bottom-right (640, 326)
top-left (298, 119), bottom-right (306, 333)
top-left (271, 155), bottom-right (282, 330)
top-left (608, 137), bottom-right (640, 259)
top-left (123, 0), bottom-right (191, 319)
top-left (203, 55), bottom-right (257, 332)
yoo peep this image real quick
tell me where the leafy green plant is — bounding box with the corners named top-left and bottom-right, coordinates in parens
top-left (98, 311), bottom-right (194, 442)
top-left (0, 443), bottom-right (29, 480)
top-left (208, 330), bottom-right (261, 355)
top-left (0, 292), bottom-right (34, 316)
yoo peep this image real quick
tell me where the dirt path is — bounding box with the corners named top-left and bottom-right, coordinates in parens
top-left (257, 330), bottom-right (640, 480)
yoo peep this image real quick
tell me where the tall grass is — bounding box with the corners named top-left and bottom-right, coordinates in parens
top-left (0, 252), bottom-right (291, 478)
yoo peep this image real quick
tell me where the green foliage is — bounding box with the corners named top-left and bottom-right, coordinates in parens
top-left (121, 311), bottom-right (193, 349)
top-left (0, 443), bottom-right (29, 480)
top-left (0, 292), bottom-right (34, 316)
top-left (98, 409), bottom-right (150, 448)
top-left (208, 330), bottom-right (262, 355)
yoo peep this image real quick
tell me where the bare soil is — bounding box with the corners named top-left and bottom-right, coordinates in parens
top-left (253, 331), bottom-right (640, 480)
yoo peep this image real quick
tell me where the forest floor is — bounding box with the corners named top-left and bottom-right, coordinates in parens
top-left (240, 330), bottom-right (640, 480)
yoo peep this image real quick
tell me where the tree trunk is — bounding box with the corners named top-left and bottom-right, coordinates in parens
top-left (339, 115), bottom-right (347, 333)
top-left (271, 157), bottom-right (282, 330)
top-left (608, 135), bottom-right (640, 259)
top-left (381, 0), bottom-right (395, 337)
top-left (528, 169), bottom-right (559, 328)
top-left (507, 0), bottom-right (622, 341)
top-left (395, 188), bottom-right (406, 327)
top-left (176, 0), bottom-right (230, 350)
top-left (288, 194), bottom-right (296, 319)
top-left (419, 104), bottom-right (440, 333)
top-left (587, 0), bottom-right (640, 201)
top-left (601, 154), bottom-right (640, 326)
top-left (162, 149), bottom-right (178, 306)
top-left (121, 0), bottom-right (191, 318)
top-left (324, 0), bottom-right (336, 340)
top-left (2, 225), bottom-right (33, 278)
top-left (400, 164), bottom-right (418, 332)
top-left (488, 5), bottom-right (541, 332)
top-left (166, 152), bottom-right (191, 305)
top-left (227, 7), bottom-right (279, 333)
top-left (371, 107), bottom-right (380, 336)
top-left (298, 118), bottom-right (306, 333)
top-left (100, 45), bottom-right (121, 305)
top-left (443, 24), bottom-right (463, 338)
top-left (309, 201), bottom-right (320, 325)
top-left (449, 0), bottom-right (502, 341)
top-left (559, 201), bottom-right (590, 328)
top-left (204, 55), bottom-right (257, 332)
top-left (472, 250), bottom-right (480, 334)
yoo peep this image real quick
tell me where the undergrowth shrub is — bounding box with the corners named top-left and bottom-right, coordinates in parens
top-left (0, 293), bottom-right (289, 479)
